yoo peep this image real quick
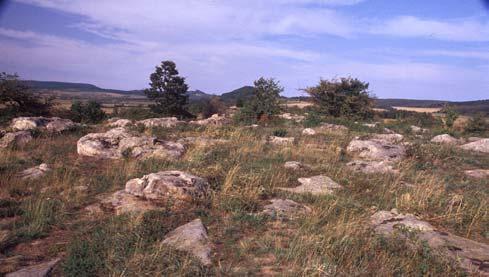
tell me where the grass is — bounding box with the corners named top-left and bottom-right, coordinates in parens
top-left (0, 114), bottom-right (487, 275)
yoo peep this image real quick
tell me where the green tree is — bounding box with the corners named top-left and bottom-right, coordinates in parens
top-left (443, 105), bottom-right (459, 129)
top-left (70, 100), bottom-right (106, 124)
top-left (242, 77), bottom-right (283, 122)
top-left (302, 77), bottom-right (373, 119)
top-left (144, 61), bottom-right (191, 118)
top-left (0, 72), bottom-right (52, 121)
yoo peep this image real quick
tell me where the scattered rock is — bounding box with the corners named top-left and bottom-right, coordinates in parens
top-left (77, 128), bottom-right (184, 160)
top-left (302, 128), bottom-right (316, 136)
top-left (268, 136), bottom-right (295, 146)
top-left (410, 125), bottom-right (428, 133)
top-left (136, 117), bottom-right (182, 128)
top-left (317, 123), bottom-right (348, 132)
top-left (284, 161), bottom-right (310, 170)
top-left (161, 219), bottom-right (212, 265)
top-left (0, 131), bottom-right (32, 148)
top-left (18, 164), bottom-right (50, 180)
top-left (460, 138), bottom-right (489, 153)
top-left (177, 137), bottom-right (229, 147)
top-left (347, 137), bottom-right (406, 162)
top-left (107, 118), bottom-right (133, 128)
top-left (362, 123), bottom-right (378, 128)
top-left (346, 160), bottom-right (399, 174)
top-left (125, 170), bottom-right (209, 202)
top-left (5, 258), bottom-right (60, 277)
top-left (190, 114), bottom-right (228, 126)
top-left (464, 169), bottom-right (489, 179)
top-left (11, 117), bottom-right (76, 132)
top-left (371, 133), bottom-right (404, 143)
top-left (279, 175), bottom-right (342, 195)
top-left (371, 210), bottom-right (489, 275)
top-left (101, 190), bottom-right (162, 215)
top-left (431, 134), bottom-right (459, 144)
top-left (260, 199), bottom-right (311, 219)
top-left (278, 113), bottom-right (305, 122)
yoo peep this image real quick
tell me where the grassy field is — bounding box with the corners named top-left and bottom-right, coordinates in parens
top-left (0, 113), bottom-right (488, 276)
top-left (392, 106), bottom-right (443, 113)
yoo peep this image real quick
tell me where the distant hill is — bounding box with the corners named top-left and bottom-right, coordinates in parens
top-left (220, 86), bottom-right (254, 105)
top-left (21, 80), bottom-right (141, 95)
top-left (374, 98), bottom-right (448, 108)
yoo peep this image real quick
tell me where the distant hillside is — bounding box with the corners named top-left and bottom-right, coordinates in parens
top-left (374, 98), bottom-right (448, 108)
top-left (21, 80), bottom-right (141, 95)
top-left (220, 86), bottom-right (254, 105)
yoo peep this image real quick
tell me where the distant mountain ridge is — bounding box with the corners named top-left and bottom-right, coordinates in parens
top-left (20, 80), bottom-right (488, 114)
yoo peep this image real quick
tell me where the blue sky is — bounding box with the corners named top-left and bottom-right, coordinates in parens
top-left (0, 0), bottom-right (488, 100)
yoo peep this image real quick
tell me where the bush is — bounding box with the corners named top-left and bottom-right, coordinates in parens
top-left (70, 100), bottom-right (106, 124)
top-left (188, 96), bottom-right (226, 118)
top-left (302, 77), bottom-right (373, 119)
top-left (465, 113), bottom-right (487, 134)
top-left (112, 106), bottom-right (154, 120)
top-left (272, 129), bottom-right (288, 137)
top-left (303, 110), bottom-right (323, 128)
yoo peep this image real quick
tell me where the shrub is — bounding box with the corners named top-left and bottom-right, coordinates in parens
top-left (70, 100), bottom-right (107, 124)
top-left (272, 129), bottom-right (287, 137)
top-left (465, 113), bottom-right (487, 134)
top-left (240, 77), bottom-right (283, 122)
top-left (302, 77), bottom-right (373, 119)
top-left (188, 96), bottom-right (226, 118)
top-left (442, 105), bottom-right (459, 129)
top-left (303, 110), bottom-right (323, 128)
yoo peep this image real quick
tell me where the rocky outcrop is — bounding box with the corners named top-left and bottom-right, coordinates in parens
top-left (107, 118), bottom-right (133, 128)
top-left (370, 133), bottom-right (404, 143)
top-left (6, 258), bottom-right (60, 277)
top-left (431, 134), bottom-right (459, 144)
top-left (346, 136), bottom-right (406, 162)
top-left (279, 175), bottom-right (342, 195)
top-left (284, 161), bottom-right (310, 170)
top-left (77, 128), bottom-right (184, 160)
top-left (464, 169), bottom-right (489, 179)
top-left (102, 171), bottom-right (209, 214)
top-left (190, 114), bottom-right (228, 126)
top-left (11, 117), bottom-right (76, 132)
top-left (302, 128), bottom-right (316, 136)
top-left (460, 138), bottom-right (489, 154)
top-left (268, 136), bottom-right (295, 146)
top-left (371, 210), bottom-right (489, 275)
top-left (346, 160), bottom-right (399, 174)
top-left (136, 117), bottom-right (182, 128)
top-left (260, 199), bottom-right (311, 219)
top-left (18, 163), bottom-right (50, 180)
top-left (161, 219), bottom-right (212, 265)
top-left (278, 113), bottom-right (305, 122)
top-left (0, 131), bottom-right (32, 148)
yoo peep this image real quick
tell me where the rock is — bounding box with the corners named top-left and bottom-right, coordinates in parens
top-left (261, 199), bottom-right (311, 219)
top-left (11, 117), bottom-right (76, 132)
top-left (77, 128), bottom-right (184, 160)
top-left (460, 138), bottom-right (489, 153)
top-left (302, 128), bottom-right (316, 136)
top-left (467, 137), bottom-right (484, 142)
top-left (346, 137), bottom-right (406, 162)
top-left (362, 123), bottom-right (377, 128)
top-left (136, 117), bottom-right (182, 128)
top-left (278, 113), bottom-right (305, 122)
top-left (317, 123), bottom-right (348, 132)
top-left (371, 133), bottom-right (404, 143)
top-left (0, 131), bottom-right (32, 148)
top-left (268, 136), bottom-right (295, 146)
top-left (125, 171), bottom-right (209, 202)
top-left (371, 210), bottom-right (489, 276)
top-left (18, 164), bottom-right (50, 180)
top-left (190, 114), bottom-right (228, 126)
top-left (161, 219), bottom-right (212, 265)
top-left (6, 258), bottom-right (60, 277)
top-left (284, 161), bottom-right (310, 170)
top-left (383, 128), bottom-right (395, 134)
top-left (411, 125), bottom-right (428, 133)
top-left (431, 134), bottom-right (459, 144)
top-left (464, 169), bottom-right (489, 179)
top-left (279, 175), bottom-right (342, 195)
top-left (177, 137), bottom-right (229, 147)
top-left (101, 190), bottom-right (162, 215)
top-left (346, 160), bottom-right (399, 174)
top-left (107, 118), bottom-right (133, 128)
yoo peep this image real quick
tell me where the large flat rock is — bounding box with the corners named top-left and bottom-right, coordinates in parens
top-left (460, 138), bottom-right (489, 154)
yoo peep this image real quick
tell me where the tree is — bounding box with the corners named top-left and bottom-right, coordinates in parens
top-left (144, 61), bottom-right (191, 118)
top-left (443, 104), bottom-right (459, 129)
top-left (0, 72), bottom-right (52, 119)
top-left (244, 77), bottom-right (283, 121)
top-left (465, 112), bottom-right (487, 133)
top-left (70, 100), bottom-right (106, 124)
top-left (302, 77), bottom-right (373, 119)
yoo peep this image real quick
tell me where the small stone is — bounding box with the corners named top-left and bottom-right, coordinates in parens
top-left (268, 136), bottom-right (295, 146)
top-left (18, 164), bottom-right (51, 180)
top-left (279, 175), bottom-right (342, 195)
top-left (346, 160), bottom-right (399, 174)
top-left (431, 134), bottom-right (459, 144)
top-left (284, 161), bottom-right (310, 170)
top-left (0, 131), bottom-right (33, 148)
top-left (261, 199), bottom-right (311, 219)
top-left (161, 219), bottom-right (212, 265)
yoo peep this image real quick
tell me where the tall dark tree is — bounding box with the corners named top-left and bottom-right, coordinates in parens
top-left (144, 61), bottom-right (190, 118)
top-left (303, 77), bottom-right (373, 119)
